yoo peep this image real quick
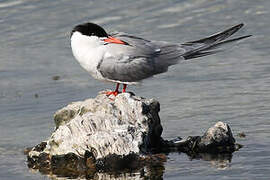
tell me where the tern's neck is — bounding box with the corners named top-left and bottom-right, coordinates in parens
top-left (71, 32), bottom-right (105, 77)
top-left (71, 32), bottom-right (104, 61)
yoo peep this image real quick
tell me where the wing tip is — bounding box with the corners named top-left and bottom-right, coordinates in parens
top-left (235, 23), bottom-right (244, 29)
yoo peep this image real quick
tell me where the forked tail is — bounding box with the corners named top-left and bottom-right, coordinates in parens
top-left (181, 23), bottom-right (251, 60)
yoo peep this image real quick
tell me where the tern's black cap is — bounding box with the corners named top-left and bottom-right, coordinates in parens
top-left (71, 22), bottom-right (108, 38)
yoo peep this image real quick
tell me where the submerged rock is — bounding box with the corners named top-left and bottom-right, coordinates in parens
top-left (197, 121), bottom-right (238, 153)
top-left (171, 121), bottom-right (242, 154)
top-left (26, 91), bottom-right (241, 178)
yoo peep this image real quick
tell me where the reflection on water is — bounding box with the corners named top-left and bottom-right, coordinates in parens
top-left (27, 152), bottom-right (233, 180)
top-left (188, 153), bottom-right (232, 170)
top-left (28, 161), bottom-right (165, 180)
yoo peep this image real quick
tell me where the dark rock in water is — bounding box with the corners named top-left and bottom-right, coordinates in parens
top-left (25, 91), bottom-right (242, 178)
top-left (52, 75), bottom-right (60, 80)
top-left (170, 122), bottom-right (242, 154)
top-left (237, 132), bottom-right (246, 138)
top-left (197, 121), bottom-right (237, 153)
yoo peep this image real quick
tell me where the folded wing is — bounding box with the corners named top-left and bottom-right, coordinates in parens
top-left (98, 32), bottom-right (185, 83)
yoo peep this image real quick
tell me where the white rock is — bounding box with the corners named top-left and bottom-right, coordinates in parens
top-left (42, 92), bottom-right (161, 159)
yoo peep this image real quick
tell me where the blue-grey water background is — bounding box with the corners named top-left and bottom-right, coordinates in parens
top-left (0, 0), bottom-right (270, 179)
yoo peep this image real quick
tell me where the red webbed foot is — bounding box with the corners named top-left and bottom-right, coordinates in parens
top-left (105, 83), bottom-right (120, 97)
top-left (105, 91), bottom-right (119, 96)
top-left (104, 83), bottom-right (128, 97)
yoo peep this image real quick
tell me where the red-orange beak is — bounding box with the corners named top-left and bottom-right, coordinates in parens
top-left (104, 36), bottom-right (128, 45)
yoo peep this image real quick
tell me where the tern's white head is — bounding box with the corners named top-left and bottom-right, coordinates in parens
top-left (70, 23), bottom-right (111, 81)
top-left (70, 22), bottom-right (129, 50)
top-left (70, 22), bottom-right (129, 81)
top-left (70, 23), bottom-right (109, 54)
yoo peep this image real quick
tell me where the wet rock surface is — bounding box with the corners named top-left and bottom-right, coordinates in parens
top-left (25, 91), bottom-right (241, 178)
top-left (169, 121), bottom-right (242, 155)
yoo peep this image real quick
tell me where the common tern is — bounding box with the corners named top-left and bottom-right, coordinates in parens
top-left (70, 22), bottom-right (250, 96)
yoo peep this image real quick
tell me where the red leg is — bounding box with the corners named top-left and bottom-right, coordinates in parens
top-left (105, 83), bottom-right (120, 96)
top-left (115, 83), bottom-right (120, 92)
top-left (122, 84), bottom-right (127, 93)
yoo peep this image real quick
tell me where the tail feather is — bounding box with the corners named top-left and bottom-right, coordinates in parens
top-left (211, 35), bottom-right (252, 48)
top-left (183, 50), bottom-right (222, 59)
top-left (182, 23), bottom-right (251, 60)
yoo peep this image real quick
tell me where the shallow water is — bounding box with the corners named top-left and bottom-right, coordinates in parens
top-left (0, 0), bottom-right (270, 179)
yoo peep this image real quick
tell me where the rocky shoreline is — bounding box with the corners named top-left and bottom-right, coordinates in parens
top-left (25, 92), bottom-right (242, 178)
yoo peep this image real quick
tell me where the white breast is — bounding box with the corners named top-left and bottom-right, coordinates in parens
top-left (71, 32), bottom-right (105, 80)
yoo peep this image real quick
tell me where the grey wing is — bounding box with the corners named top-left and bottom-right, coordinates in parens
top-left (98, 32), bottom-right (186, 83)
top-left (98, 55), bottom-right (157, 83)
